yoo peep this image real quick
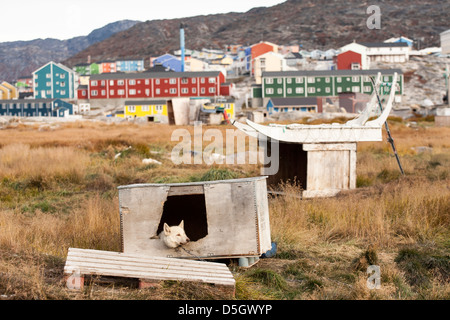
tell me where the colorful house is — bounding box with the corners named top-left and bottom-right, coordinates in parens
top-left (250, 41), bottom-right (279, 74)
top-left (98, 61), bottom-right (117, 74)
top-left (32, 61), bottom-right (76, 99)
top-left (116, 59), bottom-right (145, 72)
top-left (118, 100), bottom-right (168, 123)
top-left (87, 71), bottom-right (226, 100)
top-left (74, 63), bottom-right (91, 76)
top-left (254, 69), bottom-right (404, 106)
top-left (0, 99), bottom-right (74, 117)
top-left (1, 82), bottom-right (19, 99)
top-left (266, 97), bottom-right (321, 115)
top-left (152, 54), bottom-right (182, 72)
top-left (336, 50), bottom-right (364, 70)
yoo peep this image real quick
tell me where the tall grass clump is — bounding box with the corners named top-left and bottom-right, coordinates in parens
top-left (0, 144), bottom-right (90, 187)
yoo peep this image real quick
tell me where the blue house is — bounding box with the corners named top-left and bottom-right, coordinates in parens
top-left (116, 59), bottom-right (145, 72)
top-left (152, 54), bottom-right (182, 72)
top-left (0, 99), bottom-right (74, 117)
top-left (33, 62), bottom-right (76, 99)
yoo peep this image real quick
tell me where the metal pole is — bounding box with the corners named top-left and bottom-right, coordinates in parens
top-left (370, 76), bottom-right (405, 175)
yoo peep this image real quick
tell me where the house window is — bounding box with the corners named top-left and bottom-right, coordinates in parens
top-left (307, 77), bottom-right (315, 83)
top-left (352, 76), bottom-right (360, 82)
top-left (181, 78), bottom-right (188, 84)
top-left (352, 86), bottom-right (360, 92)
top-left (170, 88), bottom-right (177, 94)
top-left (266, 88), bottom-right (274, 94)
top-left (277, 78), bottom-right (282, 84)
top-left (145, 79), bottom-right (150, 85)
top-left (325, 77), bottom-right (330, 83)
top-left (46, 82), bottom-right (51, 87)
top-left (181, 88), bottom-right (188, 94)
top-left (46, 74), bottom-right (51, 78)
top-left (337, 87), bottom-right (342, 93)
top-left (325, 87), bottom-right (331, 93)
top-left (101, 90), bottom-right (106, 96)
top-left (60, 74), bottom-right (65, 79)
top-left (277, 88), bottom-right (283, 94)
top-left (91, 81), bottom-right (98, 86)
top-left (286, 78), bottom-right (292, 84)
top-left (91, 90), bottom-right (98, 96)
top-left (295, 77), bottom-right (303, 84)
top-left (307, 87), bottom-right (315, 94)
top-left (192, 78), bottom-right (196, 84)
top-left (118, 89), bottom-right (125, 96)
top-left (118, 80), bottom-right (124, 86)
top-left (61, 81), bottom-right (66, 87)
top-left (156, 89), bottom-right (160, 94)
top-left (128, 106), bottom-right (136, 113)
top-left (201, 88), bottom-right (205, 94)
top-left (209, 88), bottom-right (216, 93)
top-left (156, 79), bottom-right (160, 84)
top-left (384, 76), bottom-right (390, 81)
top-left (201, 78), bottom-right (205, 83)
top-left (129, 80), bottom-right (136, 85)
top-left (169, 79), bottom-right (177, 84)
top-left (129, 89), bottom-right (136, 95)
top-left (101, 81), bottom-right (106, 86)
top-left (142, 106), bottom-right (149, 112)
top-left (287, 88), bottom-right (292, 94)
top-left (266, 78), bottom-right (273, 84)
top-left (364, 86), bottom-right (372, 92)
top-left (110, 80), bottom-right (114, 86)
top-left (295, 87), bottom-right (304, 94)
top-left (110, 90), bottom-right (115, 95)
top-left (208, 77), bottom-right (216, 83)
top-left (192, 88), bottom-right (197, 94)
top-left (155, 105), bottom-right (163, 111)
top-left (337, 77), bottom-right (342, 83)
top-left (61, 90), bottom-right (66, 95)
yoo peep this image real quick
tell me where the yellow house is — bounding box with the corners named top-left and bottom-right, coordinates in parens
top-left (119, 100), bottom-right (169, 123)
top-left (1, 82), bottom-right (18, 99)
top-left (0, 84), bottom-right (11, 99)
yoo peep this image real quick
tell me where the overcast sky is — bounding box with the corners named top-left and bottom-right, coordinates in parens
top-left (0, 0), bottom-right (286, 42)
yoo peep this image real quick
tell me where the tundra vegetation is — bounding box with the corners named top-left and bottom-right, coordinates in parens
top-left (0, 117), bottom-right (448, 300)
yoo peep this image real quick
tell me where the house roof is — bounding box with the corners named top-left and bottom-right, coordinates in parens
top-left (90, 71), bottom-right (221, 80)
top-left (359, 42), bottom-right (409, 48)
top-left (269, 97), bottom-right (318, 107)
top-left (0, 98), bottom-right (68, 104)
top-left (262, 68), bottom-right (403, 77)
top-left (32, 61), bottom-right (75, 75)
top-left (286, 52), bottom-right (303, 59)
top-left (125, 100), bottom-right (167, 105)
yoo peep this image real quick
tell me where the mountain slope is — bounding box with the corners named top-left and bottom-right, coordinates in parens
top-left (0, 20), bottom-right (140, 82)
top-left (65, 0), bottom-right (450, 68)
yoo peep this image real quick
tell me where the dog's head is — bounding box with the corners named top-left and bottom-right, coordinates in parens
top-left (162, 220), bottom-right (190, 248)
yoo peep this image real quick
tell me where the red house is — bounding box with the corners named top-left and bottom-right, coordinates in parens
top-left (86, 71), bottom-right (226, 100)
top-left (336, 50), bottom-right (362, 70)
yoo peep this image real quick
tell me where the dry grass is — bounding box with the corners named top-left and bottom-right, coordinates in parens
top-left (0, 120), bottom-right (448, 300)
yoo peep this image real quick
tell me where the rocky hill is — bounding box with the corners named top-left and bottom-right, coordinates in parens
top-left (64, 0), bottom-right (449, 67)
top-left (0, 20), bottom-right (140, 82)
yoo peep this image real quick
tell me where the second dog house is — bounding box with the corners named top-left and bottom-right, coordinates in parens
top-left (118, 176), bottom-right (271, 260)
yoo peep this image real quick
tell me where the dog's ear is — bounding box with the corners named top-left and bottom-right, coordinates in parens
top-left (179, 220), bottom-right (184, 229)
top-left (163, 223), bottom-right (171, 235)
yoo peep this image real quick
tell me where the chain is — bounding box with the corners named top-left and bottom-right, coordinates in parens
top-left (180, 247), bottom-right (208, 262)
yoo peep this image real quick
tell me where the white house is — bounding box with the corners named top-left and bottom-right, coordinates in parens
top-left (340, 41), bottom-right (411, 65)
top-left (440, 29), bottom-right (450, 55)
top-left (253, 51), bottom-right (290, 84)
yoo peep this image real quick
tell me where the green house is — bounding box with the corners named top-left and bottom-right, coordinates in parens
top-left (259, 69), bottom-right (403, 101)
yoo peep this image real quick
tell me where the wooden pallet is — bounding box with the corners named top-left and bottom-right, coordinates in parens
top-left (64, 248), bottom-right (235, 295)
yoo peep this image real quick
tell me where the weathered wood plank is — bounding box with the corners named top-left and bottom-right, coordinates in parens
top-left (64, 248), bottom-right (235, 288)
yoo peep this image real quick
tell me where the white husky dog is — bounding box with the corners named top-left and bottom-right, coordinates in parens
top-left (159, 220), bottom-right (190, 248)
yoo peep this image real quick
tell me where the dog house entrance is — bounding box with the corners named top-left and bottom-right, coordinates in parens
top-left (155, 188), bottom-right (208, 242)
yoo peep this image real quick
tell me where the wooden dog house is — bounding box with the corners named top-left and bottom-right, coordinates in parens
top-left (118, 176), bottom-right (271, 262)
